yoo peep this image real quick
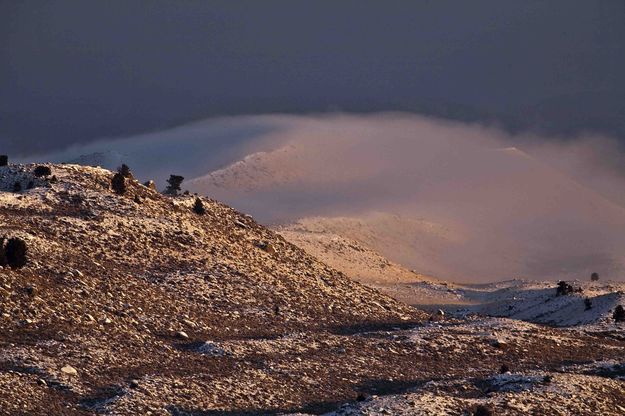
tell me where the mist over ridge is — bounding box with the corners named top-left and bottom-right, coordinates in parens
top-left (20, 112), bottom-right (625, 282)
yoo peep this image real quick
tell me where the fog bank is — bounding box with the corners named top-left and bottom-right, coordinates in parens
top-left (25, 113), bottom-right (625, 282)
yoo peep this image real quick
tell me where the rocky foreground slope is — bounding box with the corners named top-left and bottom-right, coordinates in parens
top-left (1, 164), bottom-right (624, 415)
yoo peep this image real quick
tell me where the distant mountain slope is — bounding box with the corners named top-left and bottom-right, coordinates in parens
top-left (275, 220), bottom-right (438, 285)
top-left (187, 138), bottom-right (625, 282)
top-left (275, 213), bottom-right (455, 282)
top-left (28, 113), bottom-right (625, 282)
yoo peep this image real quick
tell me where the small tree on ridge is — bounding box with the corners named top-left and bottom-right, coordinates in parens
top-left (118, 164), bottom-right (133, 178)
top-left (111, 172), bottom-right (127, 195)
top-left (164, 175), bottom-right (184, 196)
top-left (193, 197), bottom-right (206, 215)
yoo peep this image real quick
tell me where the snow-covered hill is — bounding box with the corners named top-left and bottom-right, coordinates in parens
top-left (456, 279), bottom-right (625, 328)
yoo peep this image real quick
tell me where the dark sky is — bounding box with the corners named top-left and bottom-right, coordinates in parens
top-left (2, 0), bottom-right (624, 155)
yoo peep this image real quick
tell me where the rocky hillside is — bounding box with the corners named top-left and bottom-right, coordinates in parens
top-left (1, 163), bottom-right (624, 416)
top-left (0, 163), bottom-right (423, 415)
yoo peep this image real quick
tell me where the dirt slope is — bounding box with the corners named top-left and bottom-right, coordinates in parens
top-left (272, 212), bottom-right (461, 284)
top-left (275, 223), bottom-right (437, 285)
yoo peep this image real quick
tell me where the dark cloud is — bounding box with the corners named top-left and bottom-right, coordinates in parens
top-left (2, 1), bottom-right (624, 154)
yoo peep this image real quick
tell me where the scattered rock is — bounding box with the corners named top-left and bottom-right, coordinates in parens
top-left (24, 285), bottom-right (37, 296)
top-left (254, 240), bottom-right (276, 254)
top-left (182, 319), bottom-right (196, 328)
top-left (491, 338), bottom-right (508, 349)
top-left (60, 365), bottom-right (78, 376)
top-left (143, 180), bottom-right (157, 190)
top-left (197, 341), bottom-right (226, 356)
top-left (234, 220), bottom-right (248, 229)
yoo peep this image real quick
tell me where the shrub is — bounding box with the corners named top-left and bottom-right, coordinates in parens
top-left (0, 238), bottom-right (5, 266)
top-left (499, 364), bottom-right (510, 374)
top-left (0, 237), bottom-right (28, 269)
top-left (472, 404), bottom-right (494, 416)
top-left (0, 155), bottom-right (7, 166)
top-left (556, 281), bottom-right (574, 296)
top-left (356, 393), bottom-right (370, 402)
top-left (33, 165), bottom-right (52, 177)
top-left (118, 164), bottom-right (133, 178)
top-left (591, 272), bottom-right (599, 281)
top-left (543, 375), bottom-right (552, 384)
top-left (49, 175), bottom-right (58, 184)
top-left (164, 174), bottom-right (184, 195)
top-left (111, 172), bottom-right (127, 195)
top-left (12, 181), bottom-right (21, 193)
top-left (193, 197), bottom-right (206, 215)
top-left (614, 305), bottom-right (625, 323)
top-left (584, 298), bottom-right (592, 310)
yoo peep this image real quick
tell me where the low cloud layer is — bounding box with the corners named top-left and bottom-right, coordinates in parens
top-left (25, 113), bottom-right (625, 282)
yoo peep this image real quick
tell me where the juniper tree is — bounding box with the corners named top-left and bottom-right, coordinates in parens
top-left (473, 405), bottom-right (494, 416)
top-left (591, 272), bottom-right (599, 281)
top-left (33, 165), bottom-right (52, 177)
top-left (556, 281), bottom-right (574, 296)
top-left (0, 237), bottom-right (6, 266)
top-left (111, 172), bottom-right (127, 194)
top-left (193, 197), bottom-right (206, 215)
top-left (12, 182), bottom-right (21, 193)
top-left (3, 237), bottom-right (28, 269)
top-left (0, 155), bottom-right (7, 166)
top-left (584, 298), bottom-right (592, 310)
top-left (118, 164), bottom-right (133, 178)
top-left (164, 175), bottom-right (184, 196)
top-left (614, 305), bottom-right (625, 323)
